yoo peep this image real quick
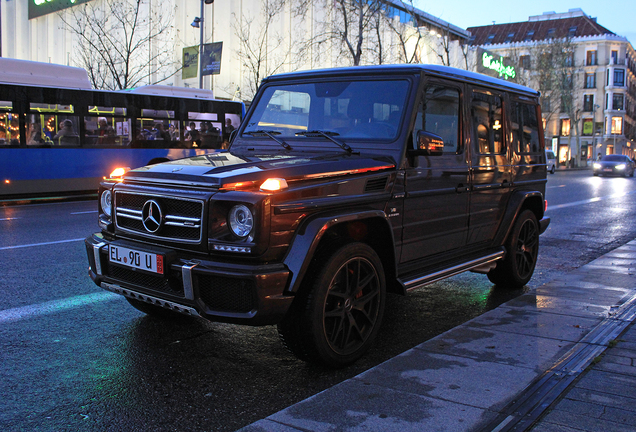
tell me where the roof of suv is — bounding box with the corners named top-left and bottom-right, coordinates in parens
top-left (264, 64), bottom-right (539, 98)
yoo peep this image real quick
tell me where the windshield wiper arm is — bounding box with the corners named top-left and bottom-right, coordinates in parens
top-left (295, 130), bottom-right (352, 154)
top-left (245, 130), bottom-right (292, 150)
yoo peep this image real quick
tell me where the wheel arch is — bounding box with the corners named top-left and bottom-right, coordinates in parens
top-left (494, 191), bottom-right (545, 246)
top-left (283, 210), bottom-right (399, 295)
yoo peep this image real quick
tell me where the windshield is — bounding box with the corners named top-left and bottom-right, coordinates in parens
top-left (242, 79), bottom-right (410, 142)
top-left (603, 155), bottom-right (628, 162)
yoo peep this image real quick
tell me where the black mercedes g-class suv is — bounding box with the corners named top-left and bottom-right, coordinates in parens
top-left (86, 65), bottom-right (550, 367)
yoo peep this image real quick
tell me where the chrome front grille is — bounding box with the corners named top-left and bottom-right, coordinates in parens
top-left (115, 192), bottom-right (204, 243)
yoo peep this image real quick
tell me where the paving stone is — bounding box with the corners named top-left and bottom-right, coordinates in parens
top-left (530, 423), bottom-right (586, 432)
top-left (540, 409), bottom-right (635, 432)
top-left (549, 398), bottom-right (605, 418)
top-left (565, 387), bottom-right (636, 413)
top-left (575, 370), bottom-right (636, 399)
top-left (535, 284), bottom-right (632, 306)
top-left (503, 293), bottom-right (611, 318)
top-left (420, 326), bottom-right (573, 371)
top-left (594, 360), bottom-right (636, 375)
top-left (265, 379), bottom-right (495, 432)
top-left (355, 349), bottom-right (537, 410)
top-left (603, 353), bottom-right (633, 366)
top-left (465, 307), bottom-right (601, 342)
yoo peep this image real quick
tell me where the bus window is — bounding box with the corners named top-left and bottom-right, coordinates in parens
top-left (85, 117), bottom-right (131, 147)
top-left (0, 101), bottom-right (19, 146)
top-left (29, 103), bottom-right (80, 146)
top-left (187, 112), bottom-right (223, 149)
top-left (133, 109), bottom-right (178, 148)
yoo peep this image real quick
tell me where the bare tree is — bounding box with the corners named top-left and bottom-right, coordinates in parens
top-left (59, 0), bottom-right (178, 90)
top-left (232, 0), bottom-right (298, 100)
top-left (532, 37), bottom-right (582, 164)
top-left (381, 0), bottom-right (425, 64)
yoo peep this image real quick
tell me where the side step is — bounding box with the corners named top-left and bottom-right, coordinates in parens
top-left (398, 249), bottom-right (505, 292)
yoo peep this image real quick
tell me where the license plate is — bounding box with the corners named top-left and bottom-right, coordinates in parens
top-left (603, 168), bottom-right (613, 172)
top-left (109, 245), bottom-right (164, 274)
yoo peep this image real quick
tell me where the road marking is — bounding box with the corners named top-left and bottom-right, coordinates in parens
top-left (71, 210), bottom-right (98, 215)
top-left (0, 292), bottom-right (121, 324)
top-left (0, 238), bottom-right (84, 251)
top-left (0, 217), bottom-right (21, 221)
top-left (547, 189), bottom-right (636, 211)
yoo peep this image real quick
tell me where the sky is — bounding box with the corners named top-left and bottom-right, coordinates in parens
top-left (414, 0), bottom-right (636, 46)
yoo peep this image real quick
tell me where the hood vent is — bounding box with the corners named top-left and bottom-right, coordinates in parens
top-left (365, 177), bottom-right (388, 192)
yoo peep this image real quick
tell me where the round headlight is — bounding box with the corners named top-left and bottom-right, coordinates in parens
top-left (228, 204), bottom-right (254, 238)
top-left (100, 190), bottom-right (112, 217)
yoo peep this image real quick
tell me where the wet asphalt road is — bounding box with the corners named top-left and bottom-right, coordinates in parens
top-left (2, 169), bottom-right (636, 431)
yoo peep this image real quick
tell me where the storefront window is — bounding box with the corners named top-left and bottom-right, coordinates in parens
top-left (611, 117), bottom-right (623, 135)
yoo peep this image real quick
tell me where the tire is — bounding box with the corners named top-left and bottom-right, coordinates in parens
top-left (125, 297), bottom-right (190, 320)
top-left (549, 165), bottom-right (555, 174)
top-left (277, 243), bottom-right (386, 367)
top-left (487, 210), bottom-right (539, 289)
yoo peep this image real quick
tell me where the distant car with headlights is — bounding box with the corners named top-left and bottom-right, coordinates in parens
top-left (85, 64), bottom-right (550, 367)
top-left (593, 154), bottom-right (635, 177)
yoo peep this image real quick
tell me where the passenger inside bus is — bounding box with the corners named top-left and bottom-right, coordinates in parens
top-left (27, 122), bottom-right (44, 145)
top-left (53, 119), bottom-right (79, 146)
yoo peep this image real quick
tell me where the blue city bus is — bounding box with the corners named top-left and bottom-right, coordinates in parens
top-left (0, 58), bottom-right (245, 201)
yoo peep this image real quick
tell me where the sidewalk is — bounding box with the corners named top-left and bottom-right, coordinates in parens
top-left (238, 240), bottom-right (636, 432)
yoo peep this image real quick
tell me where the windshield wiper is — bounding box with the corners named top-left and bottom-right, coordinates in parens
top-left (245, 130), bottom-right (292, 150)
top-left (295, 130), bottom-right (352, 154)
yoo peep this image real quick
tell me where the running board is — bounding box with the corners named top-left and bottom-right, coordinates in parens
top-left (399, 250), bottom-right (505, 292)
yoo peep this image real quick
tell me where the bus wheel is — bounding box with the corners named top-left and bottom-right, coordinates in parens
top-left (278, 243), bottom-right (386, 367)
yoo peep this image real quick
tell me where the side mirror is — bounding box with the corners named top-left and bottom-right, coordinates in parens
top-left (409, 131), bottom-right (444, 157)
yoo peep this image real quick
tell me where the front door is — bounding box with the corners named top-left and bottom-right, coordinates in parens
top-left (401, 82), bottom-right (469, 263)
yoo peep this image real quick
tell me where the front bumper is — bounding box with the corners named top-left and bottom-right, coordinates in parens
top-left (85, 234), bottom-right (293, 325)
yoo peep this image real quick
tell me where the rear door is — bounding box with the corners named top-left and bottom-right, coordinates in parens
top-left (467, 88), bottom-right (511, 246)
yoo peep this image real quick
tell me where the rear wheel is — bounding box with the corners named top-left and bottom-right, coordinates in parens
top-left (278, 243), bottom-right (386, 367)
top-left (488, 210), bottom-right (539, 289)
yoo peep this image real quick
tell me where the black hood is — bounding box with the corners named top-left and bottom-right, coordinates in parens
top-left (123, 150), bottom-right (396, 189)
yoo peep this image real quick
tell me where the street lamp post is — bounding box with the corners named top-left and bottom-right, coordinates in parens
top-left (191, 0), bottom-right (214, 89)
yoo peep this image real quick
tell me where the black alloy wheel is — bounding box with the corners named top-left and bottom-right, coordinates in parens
top-left (488, 210), bottom-right (539, 289)
top-left (277, 242), bottom-right (386, 367)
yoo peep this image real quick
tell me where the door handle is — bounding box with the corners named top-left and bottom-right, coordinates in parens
top-left (455, 184), bottom-right (470, 193)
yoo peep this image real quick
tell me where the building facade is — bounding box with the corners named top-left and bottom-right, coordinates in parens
top-left (468, 9), bottom-right (636, 166)
top-left (0, 0), bottom-right (469, 102)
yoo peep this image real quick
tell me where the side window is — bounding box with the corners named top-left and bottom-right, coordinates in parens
top-left (29, 103), bottom-right (80, 147)
top-left (185, 112), bottom-right (224, 149)
top-left (414, 85), bottom-right (460, 153)
top-left (472, 91), bottom-right (504, 154)
top-left (511, 101), bottom-right (541, 154)
top-left (0, 101), bottom-right (19, 146)
top-left (84, 107), bottom-right (130, 147)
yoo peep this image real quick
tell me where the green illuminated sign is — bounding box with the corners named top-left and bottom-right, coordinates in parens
top-left (481, 52), bottom-right (516, 80)
top-left (29, 0), bottom-right (93, 20)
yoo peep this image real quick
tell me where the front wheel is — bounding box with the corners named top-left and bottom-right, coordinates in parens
top-left (278, 243), bottom-right (386, 367)
top-left (488, 210), bottom-right (539, 289)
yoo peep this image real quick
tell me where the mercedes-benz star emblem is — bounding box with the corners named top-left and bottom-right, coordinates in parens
top-left (142, 200), bottom-right (163, 233)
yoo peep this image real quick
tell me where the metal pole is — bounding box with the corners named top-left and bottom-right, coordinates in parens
top-left (198, 0), bottom-right (204, 89)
